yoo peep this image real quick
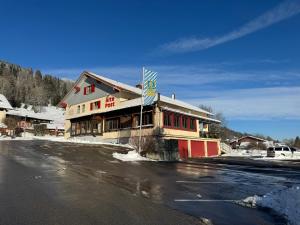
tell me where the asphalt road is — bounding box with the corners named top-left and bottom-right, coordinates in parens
top-left (0, 140), bottom-right (299, 225)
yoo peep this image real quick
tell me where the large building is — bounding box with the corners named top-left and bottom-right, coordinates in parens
top-left (60, 71), bottom-right (221, 160)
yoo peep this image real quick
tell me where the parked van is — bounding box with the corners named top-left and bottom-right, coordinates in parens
top-left (267, 146), bottom-right (297, 157)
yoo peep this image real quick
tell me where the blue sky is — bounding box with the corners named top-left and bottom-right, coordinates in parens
top-left (1, 0), bottom-right (300, 140)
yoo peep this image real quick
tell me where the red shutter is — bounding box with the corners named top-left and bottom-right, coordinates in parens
top-left (97, 100), bottom-right (101, 109)
top-left (84, 87), bottom-right (87, 95)
top-left (90, 103), bottom-right (93, 110)
top-left (91, 84), bottom-right (95, 93)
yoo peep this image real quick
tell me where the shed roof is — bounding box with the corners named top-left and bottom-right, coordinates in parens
top-left (238, 135), bottom-right (266, 142)
top-left (0, 94), bottom-right (13, 110)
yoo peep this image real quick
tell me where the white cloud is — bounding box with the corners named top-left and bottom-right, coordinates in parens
top-left (44, 64), bottom-right (300, 88)
top-left (44, 65), bottom-right (300, 120)
top-left (160, 0), bottom-right (300, 53)
top-left (187, 87), bottom-right (300, 120)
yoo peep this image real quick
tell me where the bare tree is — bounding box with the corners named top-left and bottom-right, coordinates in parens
top-left (4, 117), bottom-right (18, 136)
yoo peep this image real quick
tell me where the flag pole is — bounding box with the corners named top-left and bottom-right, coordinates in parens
top-left (138, 67), bottom-right (145, 153)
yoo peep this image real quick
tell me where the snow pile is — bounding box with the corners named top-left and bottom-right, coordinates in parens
top-left (112, 150), bottom-right (152, 161)
top-left (222, 149), bottom-right (267, 157)
top-left (239, 185), bottom-right (300, 225)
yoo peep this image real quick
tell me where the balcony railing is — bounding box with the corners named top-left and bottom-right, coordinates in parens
top-left (200, 131), bottom-right (219, 139)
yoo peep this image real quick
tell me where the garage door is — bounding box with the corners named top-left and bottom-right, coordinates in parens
top-left (207, 141), bottom-right (219, 156)
top-left (191, 140), bottom-right (205, 158)
top-left (178, 140), bottom-right (188, 159)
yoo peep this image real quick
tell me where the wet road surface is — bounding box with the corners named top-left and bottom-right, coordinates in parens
top-left (1, 140), bottom-right (299, 225)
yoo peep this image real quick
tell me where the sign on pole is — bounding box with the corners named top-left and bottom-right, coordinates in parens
top-left (143, 68), bottom-right (157, 106)
top-left (138, 67), bottom-right (157, 153)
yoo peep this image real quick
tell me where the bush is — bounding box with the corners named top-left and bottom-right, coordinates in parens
top-left (15, 127), bottom-right (24, 137)
top-left (34, 124), bottom-right (47, 136)
top-left (129, 135), bottom-right (158, 156)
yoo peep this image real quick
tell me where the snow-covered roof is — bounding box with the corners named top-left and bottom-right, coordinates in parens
top-left (6, 108), bottom-right (50, 121)
top-left (159, 95), bottom-right (213, 116)
top-left (238, 135), bottom-right (266, 142)
top-left (47, 123), bottom-right (64, 130)
top-left (86, 72), bottom-right (213, 116)
top-left (6, 105), bottom-right (65, 123)
top-left (0, 94), bottom-right (13, 110)
top-left (0, 122), bottom-right (7, 128)
top-left (88, 72), bottom-right (143, 96)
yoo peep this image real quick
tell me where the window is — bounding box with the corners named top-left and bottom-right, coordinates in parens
top-left (71, 120), bottom-right (101, 136)
top-left (135, 112), bottom-right (153, 127)
top-left (190, 118), bottom-right (195, 130)
top-left (143, 112), bottom-right (153, 125)
top-left (163, 112), bottom-right (172, 127)
top-left (120, 116), bottom-right (132, 129)
top-left (81, 121), bottom-right (86, 134)
top-left (106, 118), bottom-right (119, 131)
top-left (86, 121), bottom-right (91, 134)
top-left (90, 101), bottom-right (101, 111)
top-left (174, 114), bottom-right (181, 128)
top-left (182, 116), bottom-right (188, 129)
top-left (71, 123), bottom-right (76, 136)
top-left (77, 105), bottom-right (80, 114)
top-left (94, 101), bottom-right (101, 109)
top-left (92, 121), bottom-right (102, 134)
top-left (199, 123), bottom-right (204, 131)
top-left (75, 122), bottom-right (80, 135)
top-left (82, 104), bottom-right (85, 113)
top-left (84, 84), bottom-right (95, 95)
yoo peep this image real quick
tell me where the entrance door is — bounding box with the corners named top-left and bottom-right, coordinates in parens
top-left (191, 140), bottom-right (205, 158)
top-left (207, 141), bottom-right (219, 156)
top-left (178, 140), bottom-right (188, 159)
top-left (97, 121), bottom-right (102, 135)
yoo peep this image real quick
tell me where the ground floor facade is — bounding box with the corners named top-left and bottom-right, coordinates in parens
top-left (65, 104), bottom-right (220, 160)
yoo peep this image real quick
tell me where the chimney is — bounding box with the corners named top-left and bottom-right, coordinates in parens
top-left (136, 83), bottom-right (143, 89)
top-left (171, 93), bottom-right (176, 100)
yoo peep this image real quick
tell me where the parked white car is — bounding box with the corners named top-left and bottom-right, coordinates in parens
top-left (267, 146), bottom-right (298, 158)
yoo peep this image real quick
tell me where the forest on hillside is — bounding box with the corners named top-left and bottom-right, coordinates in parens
top-left (0, 61), bottom-right (73, 107)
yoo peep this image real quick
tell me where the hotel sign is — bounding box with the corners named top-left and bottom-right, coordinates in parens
top-left (105, 96), bottom-right (115, 108)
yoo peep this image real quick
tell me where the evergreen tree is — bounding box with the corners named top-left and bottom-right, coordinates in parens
top-left (0, 60), bottom-right (73, 107)
top-left (295, 136), bottom-right (300, 148)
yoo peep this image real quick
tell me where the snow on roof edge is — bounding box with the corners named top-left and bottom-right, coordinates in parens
top-left (86, 71), bottom-right (213, 116)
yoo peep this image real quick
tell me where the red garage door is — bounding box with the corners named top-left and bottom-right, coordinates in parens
top-left (191, 140), bottom-right (205, 158)
top-left (207, 141), bottom-right (219, 156)
top-left (178, 140), bottom-right (188, 159)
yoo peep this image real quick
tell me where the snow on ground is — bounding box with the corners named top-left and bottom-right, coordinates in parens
top-left (256, 153), bottom-right (300, 161)
top-left (222, 149), bottom-right (267, 157)
top-left (112, 150), bottom-right (153, 161)
top-left (238, 185), bottom-right (300, 225)
top-left (0, 135), bottom-right (33, 141)
top-left (0, 132), bottom-right (134, 149)
top-left (32, 135), bottom-right (134, 149)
